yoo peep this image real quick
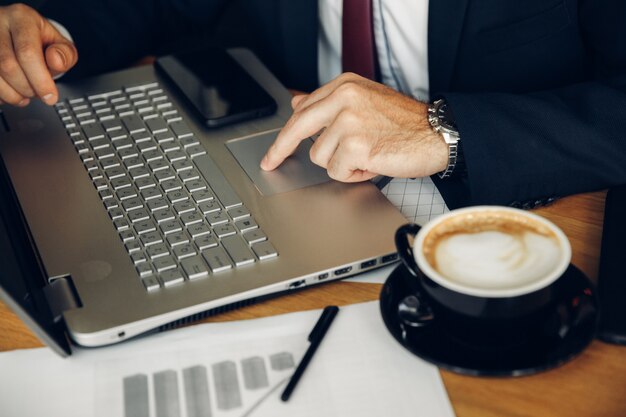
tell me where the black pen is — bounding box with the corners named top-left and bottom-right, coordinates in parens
top-left (280, 305), bottom-right (340, 402)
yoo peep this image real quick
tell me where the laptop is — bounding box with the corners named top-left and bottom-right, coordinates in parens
top-left (0, 49), bottom-right (406, 354)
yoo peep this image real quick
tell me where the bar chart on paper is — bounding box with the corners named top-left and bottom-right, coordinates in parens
top-left (381, 177), bottom-right (449, 225)
top-left (95, 335), bottom-right (305, 417)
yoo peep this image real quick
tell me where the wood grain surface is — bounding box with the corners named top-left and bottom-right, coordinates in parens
top-left (1, 189), bottom-right (624, 417)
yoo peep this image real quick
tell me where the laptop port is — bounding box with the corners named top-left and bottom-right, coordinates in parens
top-left (288, 279), bottom-right (306, 289)
top-left (382, 253), bottom-right (399, 264)
top-left (334, 266), bottom-right (353, 276)
top-left (360, 259), bottom-right (377, 269)
top-left (318, 273), bottom-right (329, 280)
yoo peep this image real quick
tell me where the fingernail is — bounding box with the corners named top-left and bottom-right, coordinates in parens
top-left (18, 99), bottom-right (30, 107)
top-left (42, 93), bottom-right (56, 104)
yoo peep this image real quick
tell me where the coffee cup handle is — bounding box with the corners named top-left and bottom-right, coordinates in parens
top-left (395, 223), bottom-right (421, 279)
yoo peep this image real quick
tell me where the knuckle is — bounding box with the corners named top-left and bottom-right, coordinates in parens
top-left (8, 3), bottom-right (33, 17)
top-left (335, 81), bottom-right (361, 100)
top-left (309, 146), bottom-right (322, 166)
top-left (0, 56), bottom-right (18, 76)
top-left (15, 44), bottom-right (38, 62)
top-left (337, 109), bottom-right (359, 126)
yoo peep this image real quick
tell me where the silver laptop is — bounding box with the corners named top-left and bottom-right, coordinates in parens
top-left (0, 49), bottom-right (406, 352)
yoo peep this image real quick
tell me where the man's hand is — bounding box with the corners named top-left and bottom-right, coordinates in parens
top-left (0, 3), bottom-right (78, 107)
top-left (261, 73), bottom-right (449, 182)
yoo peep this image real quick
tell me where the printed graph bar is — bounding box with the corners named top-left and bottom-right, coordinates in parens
top-left (212, 361), bottom-right (242, 410)
top-left (153, 370), bottom-right (181, 417)
top-left (123, 374), bottom-right (150, 417)
top-left (241, 357), bottom-right (269, 390)
top-left (269, 352), bottom-right (295, 371)
top-left (182, 365), bottom-right (212, 417)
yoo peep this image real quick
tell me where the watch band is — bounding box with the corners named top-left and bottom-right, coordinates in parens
top-left (427, 99), bottom-right (463, 179)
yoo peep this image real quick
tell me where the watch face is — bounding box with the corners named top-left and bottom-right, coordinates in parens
top-left (437, 102), bottom-right (457, 131)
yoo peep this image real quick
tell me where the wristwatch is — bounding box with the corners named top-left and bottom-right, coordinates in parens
top-left (427, 99), bottom-right (464, 179)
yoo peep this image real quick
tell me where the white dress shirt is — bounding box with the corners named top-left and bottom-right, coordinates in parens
top-left (318, 0), bottom-right (430, 101)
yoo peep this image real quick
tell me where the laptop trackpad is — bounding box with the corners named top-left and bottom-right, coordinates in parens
top-left (226, 131), bottom-right (331, 196)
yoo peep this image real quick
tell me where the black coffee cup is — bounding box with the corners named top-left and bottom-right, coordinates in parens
top-left (394, 206), bottom-right (572, 336)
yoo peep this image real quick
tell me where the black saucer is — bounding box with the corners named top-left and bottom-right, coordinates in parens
top-left (380, 264), bottom-right (598, 377)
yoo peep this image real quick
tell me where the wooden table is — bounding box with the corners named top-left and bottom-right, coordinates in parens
top-left (1, 190), bottom-right (625, 417)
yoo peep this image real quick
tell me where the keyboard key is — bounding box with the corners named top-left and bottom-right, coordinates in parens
top-left (173, 244), bottom-right (196, 261)
top-left (116, 187), bottom-right (137, 199)
top-left (181, 256), bottom-right (210, 280)
top-left (180, 211), bottom-right (203, 227)
top-left (159, 219), bottom-right (182, 235)
top-left (153, 209), bottom-right (175, 223)
top-left (227, 207), bottom-right (251, 221)
top-left (141, 187), bottom-right (162, 201)
top-left (131, 252), bottom-right (147, 265)
top-left (206, 211), bottom-right (229, 226)
top-left (214, 223), bottom-right (237, 238)
top-left (147, 197), bottom-right (168, 212)
top-left (146, 118), bottom-right (169, 134)
top-left (185, 180), bottom-right (206, 193)
top-left (161, 179), bottom-right (182, 193)
top-left (192, 189), bottom-right (214, 203)
top-left (173, 201), bottom-right (195, 215)
top-left (172, 159), bottom-right (193, 172)
top-left (155, 169), bottom-right (176, 183)
top-left (170, 120), bottom-right (193, 138)
top-left (142, 276), bottom-right (160, 291)
top-left (252, 241), bottom-right (278, 260)
top-left (243, 229), bottom-right (266, 245)
top-left (122, 197), bottom-right (143, 211)
top-left (128, 166), bottom-right (150, 179)
top-left (128, 209), bottom-right (150, 223)
top-left (140, 231), bottom-right (163, 247)
top-left (179, 169), bottom-right (200, 183)
top-left (82, 123), bottom-right (106, 140)
top-left (125, 240), bottom-right (142, 254)
top-left (195, 234), bottom-right (218, 250)
top-left (179, 135), bottom-right (200, 148)
top-left (222, 235), bottom-right (255, 267)
top-left (113, 218), bottom-right (130, 231)
top-left (154, 131), bottom-right (174, 144)
top-left (188, 223), bottom-right (211, 238)
top-left (137, 263), bottom-right (154, 278)
top-left (166, 150), bottom-right (187, 163)
top-left (186, 145), bottom-right (207, 158)
top-left (154, 255), bottom-right (177, 272)
top-left (202, 247), bottom-right (232, 273)
top-left (119, 229), bottom-right (135, 242)
top-left (121, 114), bottom-right (146, 134)
top-left (166, 190), bottom-right (188, 204)
top-left (160, 269), bottom-right (185, 287)
top-left (147, 243), bottom-right (169, 260)
top-left (167, 232), bottom-right (190, 247)
top-left (198, 201), bottom-right (221, 214)
top-left (134, 220), bottom-right (157, 235)
top-left (136, 176), bottom-right (157, 190)
top-left (235, 218), bottom-right (259, 233)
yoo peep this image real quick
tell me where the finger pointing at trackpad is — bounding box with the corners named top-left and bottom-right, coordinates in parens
top-left (226, 131), bottom-right (331, 196)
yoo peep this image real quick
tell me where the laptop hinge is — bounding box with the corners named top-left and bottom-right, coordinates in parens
top-left (43, 275), bottom-right (82, 323)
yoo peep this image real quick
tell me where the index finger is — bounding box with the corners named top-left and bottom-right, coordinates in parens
top-left (261, 98), bottom-right (341, 171)
top-left (11, 21), bottom-right (57, 104)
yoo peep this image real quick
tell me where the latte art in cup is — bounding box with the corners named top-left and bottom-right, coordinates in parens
top-left (420, 209), bottom-right (568, 295)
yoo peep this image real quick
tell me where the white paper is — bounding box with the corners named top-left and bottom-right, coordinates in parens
top-left (0, 302), bottom-right (455, 417)
top-left (381, 177), bottom-right (449, 225)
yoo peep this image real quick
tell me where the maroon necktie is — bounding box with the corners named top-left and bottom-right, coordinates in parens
top-left (342, 0), bottom-right (378, 80)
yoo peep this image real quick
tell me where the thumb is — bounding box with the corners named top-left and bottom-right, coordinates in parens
top-left (44, 42), bottom-right (78, 76)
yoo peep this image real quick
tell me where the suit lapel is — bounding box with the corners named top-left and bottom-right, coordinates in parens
top-left (428, 0), bottom-right (470, 93)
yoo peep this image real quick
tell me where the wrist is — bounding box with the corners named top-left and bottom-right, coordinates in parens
top-left (427, 99), bottom-right (465, 179)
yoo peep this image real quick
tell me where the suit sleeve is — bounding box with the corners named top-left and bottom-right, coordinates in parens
top-left (39, 0), bottom-right (227, 79)
top-left (435, 0), bottom-right (626, 208)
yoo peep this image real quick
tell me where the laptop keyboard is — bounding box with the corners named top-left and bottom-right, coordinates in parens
top-left (54, 82), bottom-right (277, 291)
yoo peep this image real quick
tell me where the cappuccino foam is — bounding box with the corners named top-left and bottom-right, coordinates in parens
top-left (422, 211), bottom-right (563, 291)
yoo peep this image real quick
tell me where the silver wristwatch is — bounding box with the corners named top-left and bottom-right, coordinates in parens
top-left (427, 99), bottom-right (461, 179)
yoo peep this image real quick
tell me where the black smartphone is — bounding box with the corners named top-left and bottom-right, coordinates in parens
top-left (155, 48), bottom-right (277, 127)
top-left (597, 184), bottom-right (626, 345)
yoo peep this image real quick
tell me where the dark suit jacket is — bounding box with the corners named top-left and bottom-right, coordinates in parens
top-left (40, 0), bottom-right (626, 209)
